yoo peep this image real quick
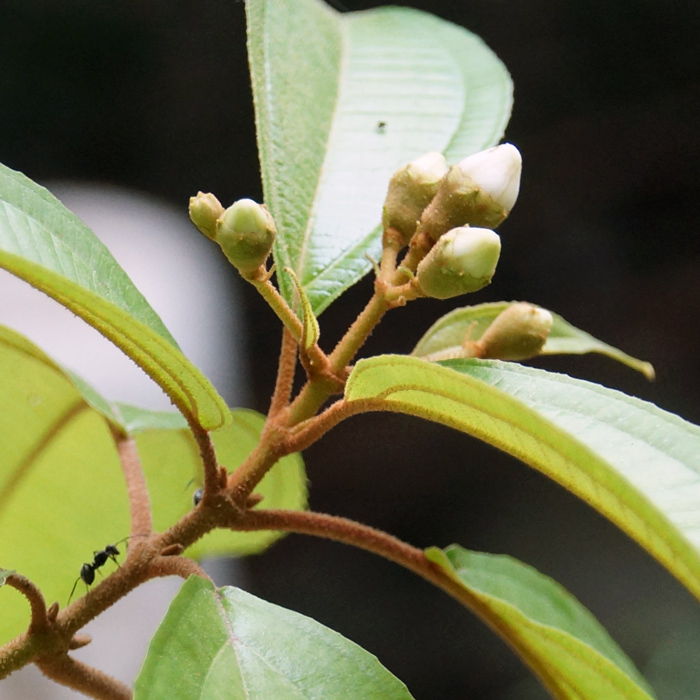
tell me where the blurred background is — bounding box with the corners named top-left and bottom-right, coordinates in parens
top-left (1, 0), bottom-right (700, 698)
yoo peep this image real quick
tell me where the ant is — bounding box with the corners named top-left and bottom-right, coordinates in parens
top-left (67, 536), bottom-right (133, 604)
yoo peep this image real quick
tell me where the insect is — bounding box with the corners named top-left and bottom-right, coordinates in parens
top-left (376, 120), bottom-right (387, 133)
top-left (193, 487), bottom-right (204, 507)
top-left (67, 537), bottom-right (132, 604)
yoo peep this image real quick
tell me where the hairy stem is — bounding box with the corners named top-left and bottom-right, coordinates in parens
top-left (269, 328), bottom-right (298, 417)
top-left (36, 654), bottom-right (132, 700)
top-left (190, 424), bottom-right (221, 499)
top-left (4, 574), bottom-right (48, 633)
top-left (115, 436), bottom-right (152, 538)
top-left (248, 272), bottom-right (303, 342)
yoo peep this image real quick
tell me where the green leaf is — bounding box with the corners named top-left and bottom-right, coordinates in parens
top-left (345, 355), bottom-right (700, 603)
top-left (0, 162), bottom-right (229, 430)
top-left (426, 546), bottom-right (655, 700)
top-left (247, 0), bottom-right (512, 315)
top-left (412, 301), bottom-right (655, 379)
top-left (284, 266), bottom-right (320, 349)
top-left (137, 409), bottom-right (307, 560)
top-left (134, 576), bottom-right (414, 700)
top-left (0, 327), bottom-right (131, 643)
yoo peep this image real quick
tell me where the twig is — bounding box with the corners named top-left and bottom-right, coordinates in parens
top-left (269, 328), bottom-right (298, 417)
top-left (36, 654), bottom-right (131, 700)
top-left (4, 573), bottom-right (49, 633)
top-left (115, 436), bottom-right (152, 539)
top-left (189, 424), bottom-right (221, 499)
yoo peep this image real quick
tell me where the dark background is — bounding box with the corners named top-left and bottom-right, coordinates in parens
top-left (2, 1), bottom-right (700, 698)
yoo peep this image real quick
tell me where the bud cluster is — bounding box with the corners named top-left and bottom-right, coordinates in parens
top-left (381, 143), bottom-right (522, 301)
top-left (189, 193), bottom-right (276, 276)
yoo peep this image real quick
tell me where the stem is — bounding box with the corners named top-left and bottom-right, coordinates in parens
top-left (36, 654), bottom-right (131, 700)
top-left (269, 328), bottom-right (298, 417)
top-left (226, 436), bottom-right (287, 502)
top-left (328, 293), bottom-right (389, 373)
top-left (4, 574), bottom-right (48, 633)
top-left (248, 273), bottom-right (303, 342)
top-left (190, 423), bottom-right (221, 498)
top-left (115, 436), bottom-right (152, 538)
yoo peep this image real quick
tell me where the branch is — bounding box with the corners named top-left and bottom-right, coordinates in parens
top-left (36, 654), bottom-right (132, 700)
top-left (4, 573), bottom-right (49, 633)
top-left (269, 328), bottom-right (298, 417)
top-left (115, 436), bottom-right (152, 538)
top-left (189, 424), bottom-right (221, 498)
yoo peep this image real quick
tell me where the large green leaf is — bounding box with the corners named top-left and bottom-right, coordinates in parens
top-left (0, 327), bottom-right (304, 643)
top-left (247, 0), bottom-right (512, 315)
top-left (345, 355), bottom-right (700, 603)
top-left (0, 326), bottom-right (131, 644)
top-left (0, 163), bottom-right (229, 430)
top-left (134, 576), bottom-right (414, 700)
top-left (426, 546), bottom-right (655, 700)
top-left (412, 301), bottom-right (655, 379)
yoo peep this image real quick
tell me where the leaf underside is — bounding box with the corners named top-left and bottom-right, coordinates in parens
top-left (247, 0), bottom-right (513, 315)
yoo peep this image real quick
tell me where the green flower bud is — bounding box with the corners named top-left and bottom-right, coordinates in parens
top-left (420, 143), bottom-right (522, 240)
top-left (415, 226), bottom-right (501, 299)
top-left (215, 198), bottom-right (276, 274)
top-left (382, 152), bottom-right (448, 245)
top-left (188, 191), bottom-right (224, 240)
top-left (478, 302), bottom-right (553, 361)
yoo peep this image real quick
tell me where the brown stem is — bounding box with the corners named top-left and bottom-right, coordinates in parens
top-left (269, 328), bottom-right (298, 417)
top-left (115, 436), bottom-right (152, 538)
top-left (190, 424), bottom-right (221, 499)
top-left (36, 654), bottom-right (131, 700)
top-left (226, 436), bottom-right (286, 502)
top-left (147, 555), bottom-right (210, 581)
top-left (5, 574), bottom-right (49, 633)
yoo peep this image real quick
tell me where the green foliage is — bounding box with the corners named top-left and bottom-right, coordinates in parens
top-left (0, 0), bottom-right (696, 698)
top-left (248, 0), bottom-right (512, 315)
top-left (346, 355), bottom-right (700, 601)
top-left (426, 546), bottom-right (656, 699)
top-left (134, 576), bottom-right (414, 700)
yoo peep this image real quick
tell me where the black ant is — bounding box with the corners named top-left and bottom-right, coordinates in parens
top-left (67, 536), bottom-right (133, 603)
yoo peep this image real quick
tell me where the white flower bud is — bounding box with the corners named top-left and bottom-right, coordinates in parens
top-left (420, 143), bottom-right (522, 240)
top-left (188, 191), bottom-right (224, 240)
top-left (478, 302), bottom-right (553, 361)
top-left (382, 151), bottom-right (448, 245)
top-left (215, 198), bottom-right (276, 274)
top-left (415, 226), bottom-right (501, 299)
top-left (456, 143), bottom-right (521, 214)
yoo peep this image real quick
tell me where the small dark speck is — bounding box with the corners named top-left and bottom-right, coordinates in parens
top-left (376, 121), bottom-right (387, 134)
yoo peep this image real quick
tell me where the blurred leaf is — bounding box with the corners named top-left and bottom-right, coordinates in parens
top-left (345, 355), bottom-right (700, 602)
top-left (0, 327), bottom-right (130, 643)
top-left (0, 162), bottom-right (229, 429)
top-left (427, 546), bottom-right (655, 700)
top-left (247, 0), bottom-right (512, 315)
top-left (412, 301), bottom-right (654, 379)
top-left (134, 576), bottom-right (414, 700)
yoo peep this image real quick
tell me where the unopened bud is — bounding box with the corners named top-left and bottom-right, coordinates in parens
top-left (189, 192), bottom-right (224, 240)
top-left (420, 143), bottom-right (522, 240)
top-left (478, 302), bottom-right (553, 361)
top-left (382, 152), bottom-right (448, 245)
top-left (215, 199), bottom-right (276, 274)
top-left (415, 227), bottom-right (501, 299)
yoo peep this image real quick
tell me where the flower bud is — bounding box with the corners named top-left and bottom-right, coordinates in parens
top-left (215, 198), bottom-right (276, 274)
top-left (415, 226), bottom-right (501, 299)
top-left (189, 192), bottom-right (225, 240)
top-left (478, 302), bottom-right (553, 361)
top-left (420, 143), bottom-right (522, 240)
top-left (382, 152), bottom-right (448, 245)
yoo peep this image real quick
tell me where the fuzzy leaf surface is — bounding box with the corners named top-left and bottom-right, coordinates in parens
top-left (345, 355), bottom-right (700, 602)
top-left (412, 301), bottom-right (654, 379)
top-left (134, 576), bottom-right (414, 700)
top-left (0, 163), bottom-right (229, 429)
top-left (426, 546), bottom-right (655, 700)
top-left (247, 0), bottom-right (512, 315)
